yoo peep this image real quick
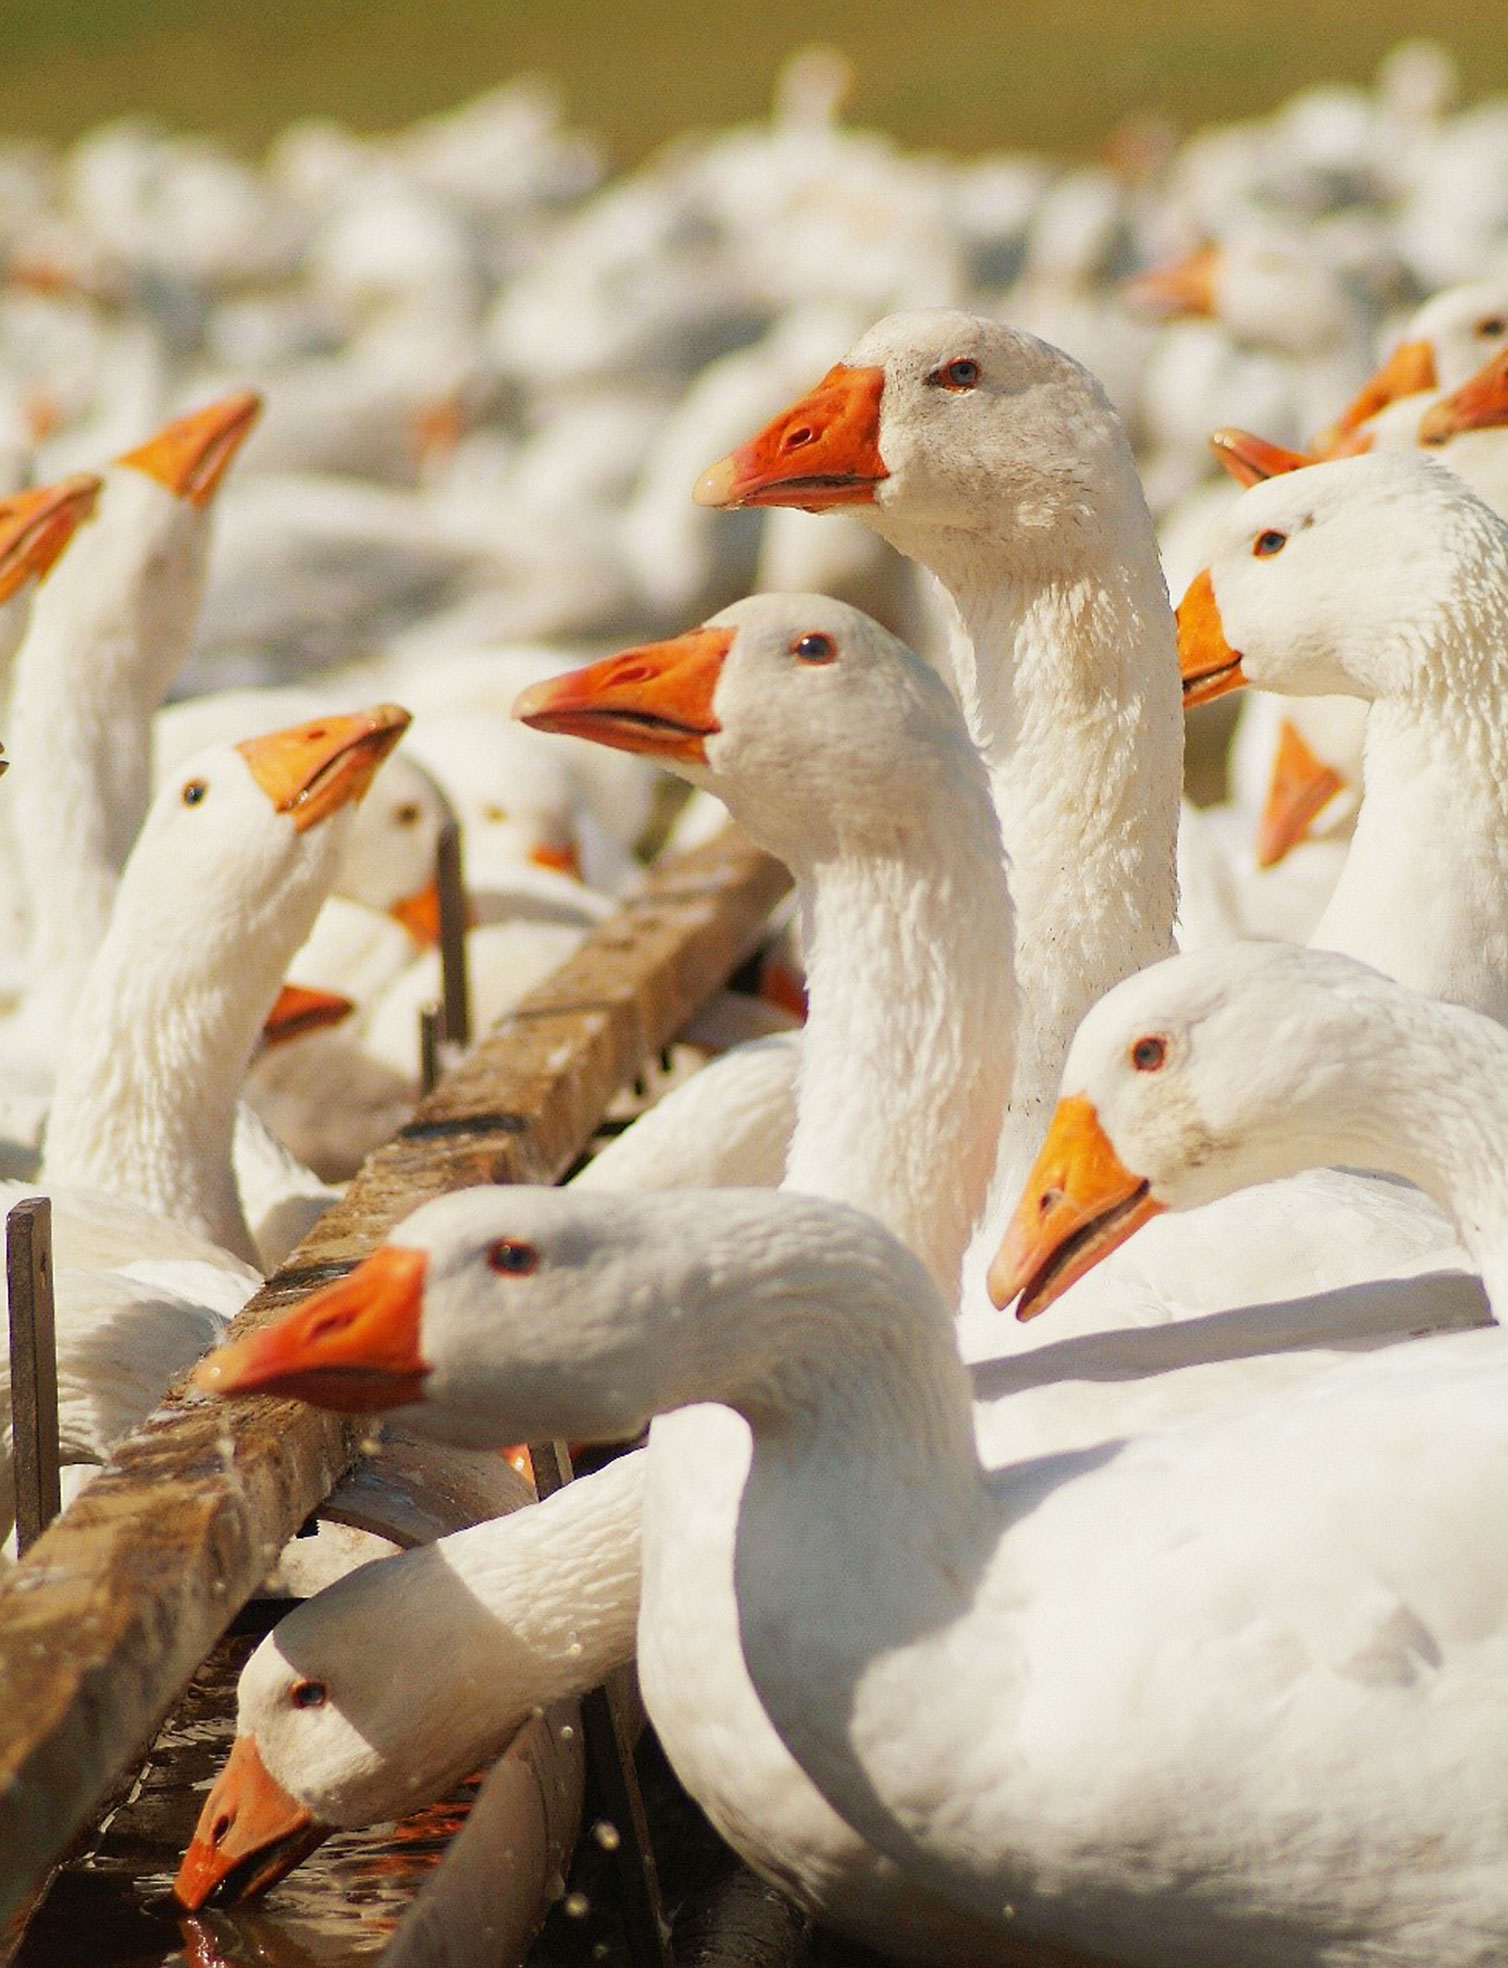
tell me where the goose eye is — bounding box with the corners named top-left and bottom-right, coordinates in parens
top-left (790, 632), bottom-right (837, 665)
top-left (486, 1238), bottom-right (539, 1276)
top-left (928, 357), bottom-right (980, 391)
top-left (1253, 530), bottom-right (1287, 558)
top-left (482, 804), bottom-right (509, 824)
top-left (1130, 1035), bottom-right (1167, 1072)
top-left (181, 779), bottom-right (209, 806)
top-left (394, 802), bottom-right (421, 826)
top-left (290, 1679), bottom-right (327, 1710)
top-left (1476, 317), bottom-right (1506, 338)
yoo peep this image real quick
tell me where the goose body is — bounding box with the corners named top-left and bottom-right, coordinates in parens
top-left (198, 1182), bottom-right (1508, 1968)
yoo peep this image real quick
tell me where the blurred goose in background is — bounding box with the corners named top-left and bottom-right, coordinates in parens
top-left (1, 388), bottom-right (261, 1062)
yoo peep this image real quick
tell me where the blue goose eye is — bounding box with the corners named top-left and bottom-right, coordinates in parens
top-left (290, 1679), bottom-right (327, 1709)
top-left (791, 632), bottom-right (837, 665)
top-left (487, 1238), bottom-right (539, 1276)
top-left (1253, 530), bottom-right (1287, 558)
top-left (929, 357), bottom-right (980, 391)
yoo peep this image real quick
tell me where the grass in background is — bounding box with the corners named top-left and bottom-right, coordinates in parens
top-left (0, 0), bottom-right (1507, 161)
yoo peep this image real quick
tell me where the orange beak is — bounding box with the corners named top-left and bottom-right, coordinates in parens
top-left (390, 876), bottom-right (443, 946)
top-left (987, 1094), bottom-right (1164, 1318)
top-left (1315, 337), bottom-right (1437, 451)
top-left (513, 628), bottom-right (731, 764)
top-left (1207, 428), bottom-right (1316, 487)
top-left (116, 388), bottom-right (262, 507)
top-left (261, 983), bottom-right (356, 1048)
top-left (175, 1732), bottom-right (330, 1909)
top-left (1417, 346), bottom-right (1508, 447)
top-left (0, 473), bottom-right (101, 603)
top-left (1121, 244), bottom-right (1220, 320)
top-left (237, 705), bottom-right (411, 833)
top-left (193, 1245), bottom-right (430, 1413)
top-left (1256, 718), bottom-right (1346, 868)
top-left (1177, 567), bottom-right (1246, 707)
top-left (693, 363), bottom-right (889, 511)
top-left (528, 840), bottom-right (583, 880)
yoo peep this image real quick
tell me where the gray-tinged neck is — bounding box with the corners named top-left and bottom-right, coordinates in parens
top-left (1271, 982), bottom-right (1508, 1316)
top-left (922, 502), bottom-right (1181, 1201)
top-left (781, 748), bottom-right (1016, 1303)
top-left (1313, 694), bottom-right (1508, 1025)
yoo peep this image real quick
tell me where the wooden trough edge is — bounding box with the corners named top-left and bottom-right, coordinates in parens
top-left (0, 823), bottom-right (791, 1925)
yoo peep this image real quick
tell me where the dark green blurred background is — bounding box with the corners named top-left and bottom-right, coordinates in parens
top-left (1, 0), bottom-right (1505, 158)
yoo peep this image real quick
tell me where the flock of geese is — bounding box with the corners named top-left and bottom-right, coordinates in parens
top-left (2, 37), bottom-right (1508, 1968)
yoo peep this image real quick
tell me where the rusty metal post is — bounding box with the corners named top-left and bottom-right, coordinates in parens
top-left (532, 1442), bottom-right (673, 1968)
top-left (418, 1003), bottom-right (443, 1097)
top-left (435, 817), bottom-right (471, 1052)
top-left (7, 1196), bottom-right (59, 1556)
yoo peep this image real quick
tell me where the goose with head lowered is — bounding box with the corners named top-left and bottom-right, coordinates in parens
top-left (197, 1176), bottom-right (1508, 1968)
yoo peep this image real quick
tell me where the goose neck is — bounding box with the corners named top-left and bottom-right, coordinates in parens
top-left (933, 533), bottom-right (1181, 1189)
top-left (781, 776), bottom-right (1016, 1302)
top-left (1312, 693), bottom-right (1508, 1023)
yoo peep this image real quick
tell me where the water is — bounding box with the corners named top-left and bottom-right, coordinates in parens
top-left (12, 1605), bottom-right (483, 1968)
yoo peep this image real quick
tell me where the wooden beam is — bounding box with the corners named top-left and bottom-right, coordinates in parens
top-left (0, 825), bottom-right (789, 1924)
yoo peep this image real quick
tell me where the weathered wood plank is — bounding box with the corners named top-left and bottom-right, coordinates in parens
top-left (0, 824), bottom-right (789, 1925)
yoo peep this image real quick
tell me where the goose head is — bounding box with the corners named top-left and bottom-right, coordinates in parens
top-left (1322, 276), bottom-right (1508, 448)
top-left (329, 746), bottom-right (452, 944)
top-left (988, 941), bottom-right (1391, 1317)
top-left (0, 470), bottom-right (101, 664)
top-left (193, 1184), bottom-right (931, 1448)
top-left (50, 390), bottom-right (263, 697)
top-left (693, 309), bottom-right (1145, 577)
top-left (513, 590), bottom-right (979, 867)
top-left (113, 705), bottom-right (412, 995)
top-left (1125, 234), bottom-right (1363, 358)
top-left (1177, 451), bottom-right (1508, 708)
top-left (176, 1547), bottom-right (476, 1906)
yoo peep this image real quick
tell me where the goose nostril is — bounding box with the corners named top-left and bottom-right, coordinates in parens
top-left (210, 1812), bottom-right (233, 1849)
top-left (783, 425), bottom-right (815, 452)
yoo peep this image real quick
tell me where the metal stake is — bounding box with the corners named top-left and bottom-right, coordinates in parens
top-left (530, 1440), bottom-right (674, 1968)
top-left (418, 1003), bottom-right (442, 1097)
top-left (435, 817), bottom-right (471, 1051)
top-left (8, 1196), bottom-right (59, 1555)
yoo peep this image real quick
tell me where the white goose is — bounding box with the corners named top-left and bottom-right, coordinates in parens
top-left (694, 309), bottom-right (1472, 1364)
top-left (992, 939), bottom-right (1508, 1322)
top-left (197, 1176), bottom-right (1508, 1968)
top-left (35, 704), bottom-right (410, 1267)
top-left (195, 591), bottom-right (1019, 1962)
top-left (174, 1449), bottom-right (645, 1908)
top-left (1, 388), bottom-right (262, 1059)
top-left (1177, 451), bottom-right (1508, 1024)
